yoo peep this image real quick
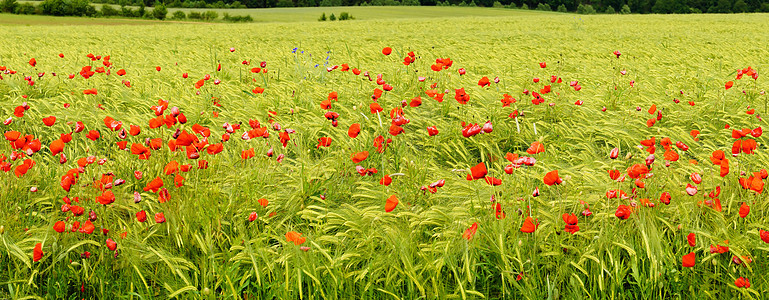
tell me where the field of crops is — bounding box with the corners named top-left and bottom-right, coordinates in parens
top-left (2, 11), bottom-right (769, 299)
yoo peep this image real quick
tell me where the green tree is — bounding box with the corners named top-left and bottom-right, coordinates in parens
top-left (0, 0), bottom-right (18, 13)
top-left (329, 12), bottom-right (336, 20)
top-left (620, 4), bottom-right (631, 13)
top-left (733, 0), bottom-right (748, 11)
top-left (152, 2), bottom-right (167, 19)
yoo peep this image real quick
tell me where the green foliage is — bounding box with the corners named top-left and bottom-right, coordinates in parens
top-left (222, 12), bottom-right (253, 21)
top-left (319, 0), bottom-right (341, 6)
top-left (318, 12), bottom-right (326, 20)
top-left (338, 11), bottom-right (352, 19)
top-left (576, 3), bottom-right (595, 14)
top-left (100, 4), bottom-right (120, 16)
top-left (203, 10), bottom-right (218, 20)
top-left (492, 1), bottom-right (503, 8)
top-left (187, 10), bottom-right (202, 19)
top-left (152, 2), bottom-right (167, 19)
top-left (733, 0), bottom-right (749, 12)
top-left (402, 0), bottom-right (419, 6)
top-left (520, 3), bottom-right (528, 9)
top-left (605, 5), bottom-right (615, 13)
top-left (14, 2), bottom-right (35, 13)
top-left (39, 0), bottom-right (96, 16)
top-left (276, 0), bottom-right (294, 7)
top-left (556, 4), bottom-right (567, 12)
top-left (171, 10), bottom-right (186, 19)
top-left (329, 12), bottom-right (336, 20)
top-left (0, 0), bottom-right (18, 13)
top-left (536, 2), bottom-right (550, 11)
top-left (620, 4), bottom-right (631, 13)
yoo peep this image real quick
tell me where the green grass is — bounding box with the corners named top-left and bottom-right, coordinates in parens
top-left (1, 11), bottom-right (769, 299)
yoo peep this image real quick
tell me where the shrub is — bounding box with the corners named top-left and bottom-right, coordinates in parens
top-left (101, 4), bottom-right (120, 16)
top-left (15, 2), bottom-right (35, 13)
top-left (338, 11), bottom-right (351, 20)
top-left (536, 3), bottom-right (550, 11)
top-left (1, 0), bottom-right (18, 13)
top-left (171, 10), bottom-right (186, 19)
top-left (576, 3), bottom-right (595, 14)
top-left (318, 12), bottom-right (326, 21)
top-left (40, 0), bottom-right (96, 16)
top-left (505, 3), bottom-right (515, 8)
top-left (605, 5), bottom-right (615, 13)
top-left (222, 12), bottom-right (252, 22)
top-left (276, 0), bottom-right (293, 7)
top-left (202, 10), bottom-right (217, 20)
top-left (620, 4), bottom-right (631, 13)
top-left (319, 0), bottom-right (341, 6)
top-left (329, 12), bottom-right (336, 20)
top-left (188, 11), bottom-right (202, 19)
top-left (556, 4), bottom-right (566, 12)
top-left (152, 2), bottom-right (167, 19)
top-left (401, 0), bottom-right (419, 6)
top-left (492, 1), bottom-right (503, 8)
top-left (520, 3), bottom-right (528, 9)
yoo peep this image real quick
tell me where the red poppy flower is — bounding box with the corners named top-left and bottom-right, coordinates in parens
top-left (317, 137), bottom-right (332, 149)
top-left (155, 212), bottom-right (166, 223)
top-left (454, 88), bottom-right (470, 104)
top-left (760, 229), bottom-right (769, 243)
top-left (42, 116), bottom-right (56, 126)
top-left (143, 177), bottom-right (164, 192)
top-left (379, 174), bottom-right (392, 186)
top-left (136, 210), bottom-right (147, 222)
top-left (562, 213), bottom-right (579, 234)
top-left (739, 202), bottom-right (750, 218)
top-left (682, 252), bottom-right (696, 267)
top-left (615, 205), bottom-right (632, 219)
top-left (478, 77), bottom-right (490, 87)
top-left (427, 126), bottom-right (438, 136)
top-left (543, 170), bottom-right (562, 186)
top-left (382, 47), bottom-right (392, 55)
top-left (520, 217), bottom-right (537, 233)
top-left (735, 277), bottom-right (750, 288)
top-left (466, 162), bottom-right (487, 180)
top-left (286, 231), bottom-right (306, 245)
top-left (53, 221), bottom-right (66, 233)
top-left (687, 233), bottom-right (696, 247)
top-left (725, 81), bottom-right (733, 90)
top-left (351, 151), bottom-right (369, 163)
top-left (385, 195), bottom-right (398, 212)
top-left (33, 243), bottom-right (43, 262)
top-left (463, 222), bottom-right (478, 241)
top-left (527, 141), bottom-right (545, 154)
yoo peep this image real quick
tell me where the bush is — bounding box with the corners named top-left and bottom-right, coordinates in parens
top-left (101, 4), bottom-right (120, 16)
top-left (576, 3), bottom-right (595, 14)
top-left (492, 1), bottom-right (502, 7)
top-left (40, 0), bottom-right (96, 16)
top-left (505, 3), bottom-right (515, 8)
top-left (520, 3), bottom-right (528, 9)
top-left (605, 5), bottom-right (615, 13)
top-left (401, 0), bottom-right (419, 5)
top-left (556, 4), bottom-right (566, 12)
top-left (171, 10), bottom-right (186, 19)
top-left (222, 12), bottom-right (252, 22)
top-left (202, 10), bottom-right (217, 20)
top-left (15, 2), bottom-right (35, 13)
top-left (1, 0), bottom-right (18, 13)
top-left (318, 12), bottom-right (326, 20)
top-left (152, 2), bottom-right (167, 19)
top-left (275, 0), bottom-right (293, 7)
top-left (319, 0), bottom-right (340, 6)
top-left (338, 11), bottom-right (352, 20)
top-left (620, 4), bottom-right (631, 13)
top-left (188, 11), bottom-right (202, 19)
top-left (329, 12), bottom-right (336, 20)
top-left (536, 3), bottom-right (550, 10)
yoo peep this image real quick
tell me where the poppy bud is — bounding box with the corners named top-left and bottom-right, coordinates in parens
top-left (59, 153), bottom-right (67, 164)
top-left (645, 154), bottom-right (655, 166)
top-left (458, 68), bottom-right (466, 75)
top-left (610, 147), bottom-right (619, 159)
top-left (482, 121), bottom-right (493, 133)
top-left (277, 154), bottom-right (285, 163)
top-left (182, 73), bottom-right (188, 78)
top-left (88, 210), bottom-right (97, 222)
top-left (133, 191), bottom-right (141, 203)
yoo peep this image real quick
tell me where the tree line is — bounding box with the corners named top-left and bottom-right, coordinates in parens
top-left (3, 0), bottom-right (768, 13)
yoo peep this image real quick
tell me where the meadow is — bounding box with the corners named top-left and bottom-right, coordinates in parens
top-left (1, 9), bottom-right (769, 299)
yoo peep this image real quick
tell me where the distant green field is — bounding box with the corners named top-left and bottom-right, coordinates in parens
top-left (2, 10), bottom-right (769, 299)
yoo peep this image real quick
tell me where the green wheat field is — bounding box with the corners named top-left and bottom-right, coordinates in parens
top-left (2, 9), bottom-right (769, 299)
